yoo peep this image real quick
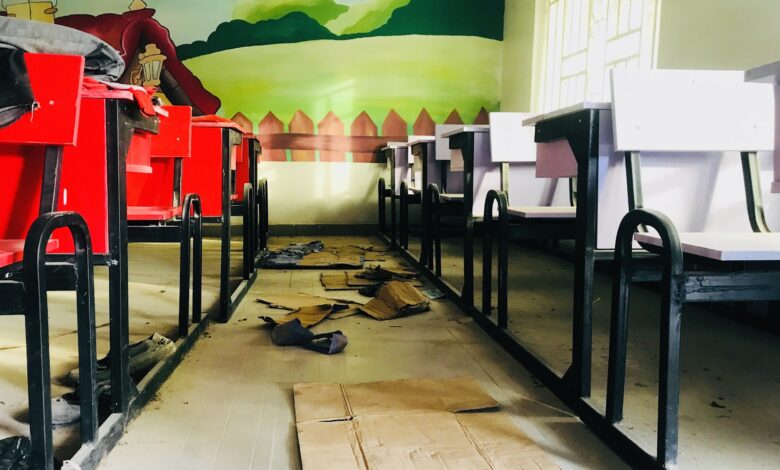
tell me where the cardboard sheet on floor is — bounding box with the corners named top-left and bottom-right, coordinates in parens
top-left (320, 271), bottom-right (423, 291)
top-left (257, 294), bottom-right (364, 325)
top-left (360, 281), bottom-right (429, 320)
top-left (293, 378), bottom-right (559, 470)
top-left (257, 293), bottom-right (364, 310)
top-left (296, 246), bottom-right (363, 268)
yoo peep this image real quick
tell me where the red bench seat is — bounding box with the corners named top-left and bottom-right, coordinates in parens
top-left (126, 205), bottom-right (182, 221)
top-left (0, 239), bottom-right (60, 267)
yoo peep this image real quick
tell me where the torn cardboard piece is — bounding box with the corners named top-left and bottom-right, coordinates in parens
top-left (257, 294), bottom-right (364, 327)
top-left (261, 242), bottom-right (364, 269)
top-left (320, 271), bottom-right (423, 291)
top-left (294, 378), bottom-right (559, 470)
top-left (360, 281), bottom-right (430, 320)
top-left (296, 248), bottom-right (363, 268)
top-left (256, 293), bottom-right (364, 310)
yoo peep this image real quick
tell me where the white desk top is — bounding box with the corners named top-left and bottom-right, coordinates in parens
top-left (408, 136), bottom-right (435, 145)
top-left (507, 206), bottom-right (577, 219)
top-left (522, 101), bottom-right (612, 126)
top-left (635, 232), bottom-right (780, 261)
top-left (441, 125), bottom-right (490, 138)
top-left (745, 60), bottom-right (780, 84)
top-left (381, 142), bottom-right (409, 151)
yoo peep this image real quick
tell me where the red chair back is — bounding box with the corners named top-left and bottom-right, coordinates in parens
top-left (0, 54), bottom-right (84, 266)
top-left (183, 121), bottom-right (242, 217)
top-left (127, 106), bottom-right (192, 208)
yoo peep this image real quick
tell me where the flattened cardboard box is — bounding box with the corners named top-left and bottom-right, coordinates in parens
top-left (293, 378), bottom-right (559, 470)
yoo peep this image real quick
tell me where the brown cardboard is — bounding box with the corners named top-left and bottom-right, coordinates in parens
top-left (297, 247), bottom-right (364, 268)
top-left (320, 272), bottom-right (423, 291)
top-left (256, 293), bottom-right (364, 310)
top-left (359, 281), bottom-right (430, 320)
top-left (256, 294), bottom-right (363, 327)
top-left (293, 378), bottom-right (559, 470)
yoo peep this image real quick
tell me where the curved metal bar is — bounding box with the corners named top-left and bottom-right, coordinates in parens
top-left (400, 180), bottom-right (409, 249)
top-left (242, 183), bottom-right (255, 281)
top-left (482, 190), bottom-right (508, 328)
top-left (427, 183), bottom-right (443, 277)
top-left (605, 208), bottom-right (684, 467)
top-left (257, 178), bottom-right (269, 251)
top-left (23, 211), bottom-right (97, 470)
top-left (180, 194), bottom-right (203, 335)
top-left (740, 151), bottom-right (771, 233)
top-left (378, 177), bottom-right (387, 235)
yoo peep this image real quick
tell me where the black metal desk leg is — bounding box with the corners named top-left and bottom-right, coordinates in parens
top-left (567, 110), bottom-right (600, 398)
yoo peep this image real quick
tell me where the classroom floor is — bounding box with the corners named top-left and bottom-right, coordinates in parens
top-left (406, 232), bottom-right (780, 469)
top-left (99, 236), bottom-right (625, 470)
top-left (0, 230), bottom-right (245, 461)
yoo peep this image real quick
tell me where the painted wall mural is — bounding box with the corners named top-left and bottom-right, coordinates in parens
top-left (2, 0), bottom-right (505, 162)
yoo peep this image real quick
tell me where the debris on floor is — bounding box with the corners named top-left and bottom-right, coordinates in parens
top-left (64, 333), bottom-right (175, 386)
top-left (260, 241), bottom-right (364, 268)
top-left (320, 265), bottom-right (422, 290)
top-left (256, 294), bottom-right (364, 326)
top-left (262, 318), bottom-right (348, 355)
top-left (420, 287), bottom-right (446, 300)
top-left (256, 292), bottom-right (365, 309)
top-left (359, 281), bottom-right (430, 320)
top-left (293, 377), bottom-right (559, 470)
top-left (0, 435), bottom-right (45, 469)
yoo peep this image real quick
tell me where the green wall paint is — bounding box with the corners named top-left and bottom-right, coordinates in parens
top-left (500, 0), bottom-right (535, 112)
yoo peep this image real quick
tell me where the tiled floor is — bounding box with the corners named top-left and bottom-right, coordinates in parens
top-left (99, 236), bottom-right (624, 470)
top-left (408, 233), bottom-right (780, 469)
top-left (0, 235), bottom-right (242, 460)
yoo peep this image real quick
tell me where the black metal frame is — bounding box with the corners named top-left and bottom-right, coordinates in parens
top-left (230, 137), bottom-right (268, 264)
top-left (205, 128), bottom-right (256, 322)
top-left (481, 190), bottom-right (577, 324)
top-left (0, 212), bottom-right (97, 470)
top-left (388, 105), bottom-right (778, 469)
top-left (601, 150), bottom-right (779, 468)
top-left (127, 193), bottom-right (203, 338)
top-left (390, 110), bottom-right (672, 469)
top-left (398, 180), bottom-right (422, 251)
top-left (377, 147), bottom-right (399, 247)
top-left (104, 99), bottom-right (160, 413)
top-left (410, 141), bottom-right (436, 265)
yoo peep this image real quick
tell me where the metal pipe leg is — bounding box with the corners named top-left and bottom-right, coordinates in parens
top-left (378, 178), bottom-right (387, 235)
top-left (24, 212), bottom-right (98, 470)
top-left (178, 206), bottom-right (192, 338)
top-left (604, 209), bottom-right (684, 468)
top-left (400, 181), bottom-right (409, 249)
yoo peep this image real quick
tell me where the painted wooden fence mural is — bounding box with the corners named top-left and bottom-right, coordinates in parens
top-left (245, 107), bottom-right (489, 163)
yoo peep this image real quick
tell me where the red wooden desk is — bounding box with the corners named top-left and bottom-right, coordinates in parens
top-left (0, 53), bottom-right (98, 470)
top-left (183, 118), bottom-right (255, 321)
top-left (52, 80), bottom-right (160, 419)
top-left (126, 105), bottom-right (203, 338)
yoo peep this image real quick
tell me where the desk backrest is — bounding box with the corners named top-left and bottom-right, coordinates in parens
top-left (435, 125), bottom-right (463, 161)
top-left (151, 106), bottom-right (192, 158)
top-left (611, 69), bottom-right (775, 152)
top-left (489, 112), bottom-right (536, 163)
top-left (184, 125), bottom-right (242, 217)
top-left (0, 53), bottom-right (84, 146)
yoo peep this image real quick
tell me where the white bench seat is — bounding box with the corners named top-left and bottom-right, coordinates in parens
top-left (439, 193), bottom-right (464, 201)
top-left (634, 232), bottom-right (780, 261)
top-left (507, 206), bottom-right (576, 219)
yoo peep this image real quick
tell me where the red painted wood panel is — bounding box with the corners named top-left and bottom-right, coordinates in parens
top-left (0, 54), bottom-right (84, 146)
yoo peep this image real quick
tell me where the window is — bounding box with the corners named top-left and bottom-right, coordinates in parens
top-left (537, 0), bottom-right (661, 112)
